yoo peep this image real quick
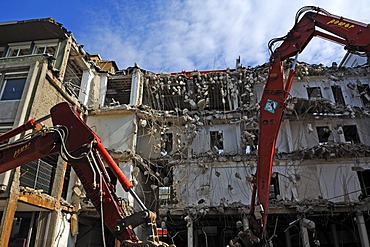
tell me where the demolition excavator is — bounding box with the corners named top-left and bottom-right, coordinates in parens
top-left (237, 5), bottom-right (370, 247)
top-left (0, 102), bottom-right (172, 247)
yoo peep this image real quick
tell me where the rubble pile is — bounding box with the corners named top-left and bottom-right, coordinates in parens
top-left (294, 61), bottom-right (370, 78)
top-left (287, 97), bottom-right (370, 118)
top-left (143, 65), bottom-right (269, 113)
top-left (279, 142), bottom-right (370, 160)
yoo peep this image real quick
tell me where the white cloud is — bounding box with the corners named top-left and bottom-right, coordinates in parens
top-left (78, 0), bottom-right (370, 72)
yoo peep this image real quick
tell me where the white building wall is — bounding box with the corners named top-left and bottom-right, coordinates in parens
top-left (173, 160), bottom-right (365, 207)
top-left (173, 163), bottom-right (255, 207)
top-left (53, 212), bottom-right (76, 247)
top-left (79, 69), bottom-right (94, 105)
top-left (86, 113), bottom-right (136, 152)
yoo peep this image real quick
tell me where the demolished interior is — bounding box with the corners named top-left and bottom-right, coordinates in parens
top-left (95, 60), bottom-right (370, 246)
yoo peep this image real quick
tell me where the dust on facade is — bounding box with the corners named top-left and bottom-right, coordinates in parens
top-left (0, 18), bottom-right (370, 247)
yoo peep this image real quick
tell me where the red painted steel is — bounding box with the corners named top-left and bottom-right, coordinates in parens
top-left (253, 6), bottom-right (370, 242)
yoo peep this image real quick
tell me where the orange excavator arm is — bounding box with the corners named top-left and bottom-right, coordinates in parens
top-left (249, 6), bottom-right (370, 244)
top-left (0, 102), bottom-right (171, 247)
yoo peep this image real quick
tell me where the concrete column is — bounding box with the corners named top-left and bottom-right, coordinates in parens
top-left (330, 223), bottom-right (340, 247)
top-left (337, 127), bottom-right (346, 143)
top-left (79, 69), bottom-right (94, 105)
top-left (186, 216), bottom-right (193, 247)
top-left (99, 74), bottom-right (108, 106)
top-left (285, 229), bottom-right (292, 247)
top-left (356, 212), bottom-right (370, 247)
top-left (130, 68), bottom-right (143, 106)
top-left (300, 220), bottom-right (310, 247)
top-left (43, 157), bottom-right (69, 246)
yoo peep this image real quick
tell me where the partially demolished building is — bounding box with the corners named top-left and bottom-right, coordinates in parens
top-left (0, 17), bottom-right (370, 247)
top-left (93, 60), bottom-right (370, 247)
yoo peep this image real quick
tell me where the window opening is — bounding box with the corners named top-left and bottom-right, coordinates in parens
top-left (6, 43), bottom-right (31, 57)
top-left (161, 133), bottom-right (173, 156)
top-left (1, 78), bottom-right (26, 100)
top-left (33, 41), bottom-right (58, 56)
top-left (307, 87), bottom-right (322, 99)
top-left (10, 212), bottom-right (38, 247)
top-left (357, 84), bottom-right (370, 107)
top-left (316, 126), bottom-right (331, 144)
top-left (0, 72), bottom-right (27, 101)
top-left (357, 170), bottom-right (370, 198)
top-left (159, 186), bottom-right (171, 205)
top-left (343, 125), bottom-right (360, 144)
top-left (210, 130), bottom-right (224, 154)
top-left (331, 85), bottom-right (345, 105)
top-left (245, 129), bottom-right (258, 154)
top-left (270, 173), bottom-right (280, 199)
top-left (20, 156), bottom-right (57, 195)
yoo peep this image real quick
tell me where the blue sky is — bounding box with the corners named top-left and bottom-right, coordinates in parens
top-left (2, 0), bottom-right (370, 72)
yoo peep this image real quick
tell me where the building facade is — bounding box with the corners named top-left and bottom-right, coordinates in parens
top-left (0, 19), bottom-right (111, 246)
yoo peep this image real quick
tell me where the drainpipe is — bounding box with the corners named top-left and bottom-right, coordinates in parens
top-left (356, 212), bottom-right (370, 247)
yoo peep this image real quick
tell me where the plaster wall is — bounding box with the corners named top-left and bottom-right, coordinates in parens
top-left (87, 113), bottom-right (136, 154)
top-left (173, 160), bottom-right (365, 208)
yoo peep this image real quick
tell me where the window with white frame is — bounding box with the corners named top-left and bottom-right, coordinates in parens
top-left (6, 42), bottom-right (31, 57)
top-left (0, 72), bottom-right (28, 101)
top-left (32, 40), bottom-right (58, 56)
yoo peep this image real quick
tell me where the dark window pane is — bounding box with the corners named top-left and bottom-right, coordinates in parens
top-left (307, 87), bottom-right (322, 99)
top-left (343, 125), bottom-right (360, 144)
top-left (1, 78), bottom-right (26, 100)
top-left (331, 85), bottom-right (345, 105)
top-left (316, 126), bottom-right (331, 144)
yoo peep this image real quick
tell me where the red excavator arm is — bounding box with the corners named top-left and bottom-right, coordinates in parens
top-left (0, 102), bottom-right (170, 247)
top-left (248, 6), bottom-right (370, 244)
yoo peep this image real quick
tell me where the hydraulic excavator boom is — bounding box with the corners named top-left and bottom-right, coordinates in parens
top-left (247, 6), bottom-right (370, 245)
top-left (0, 102), bottom-right (171, 247)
